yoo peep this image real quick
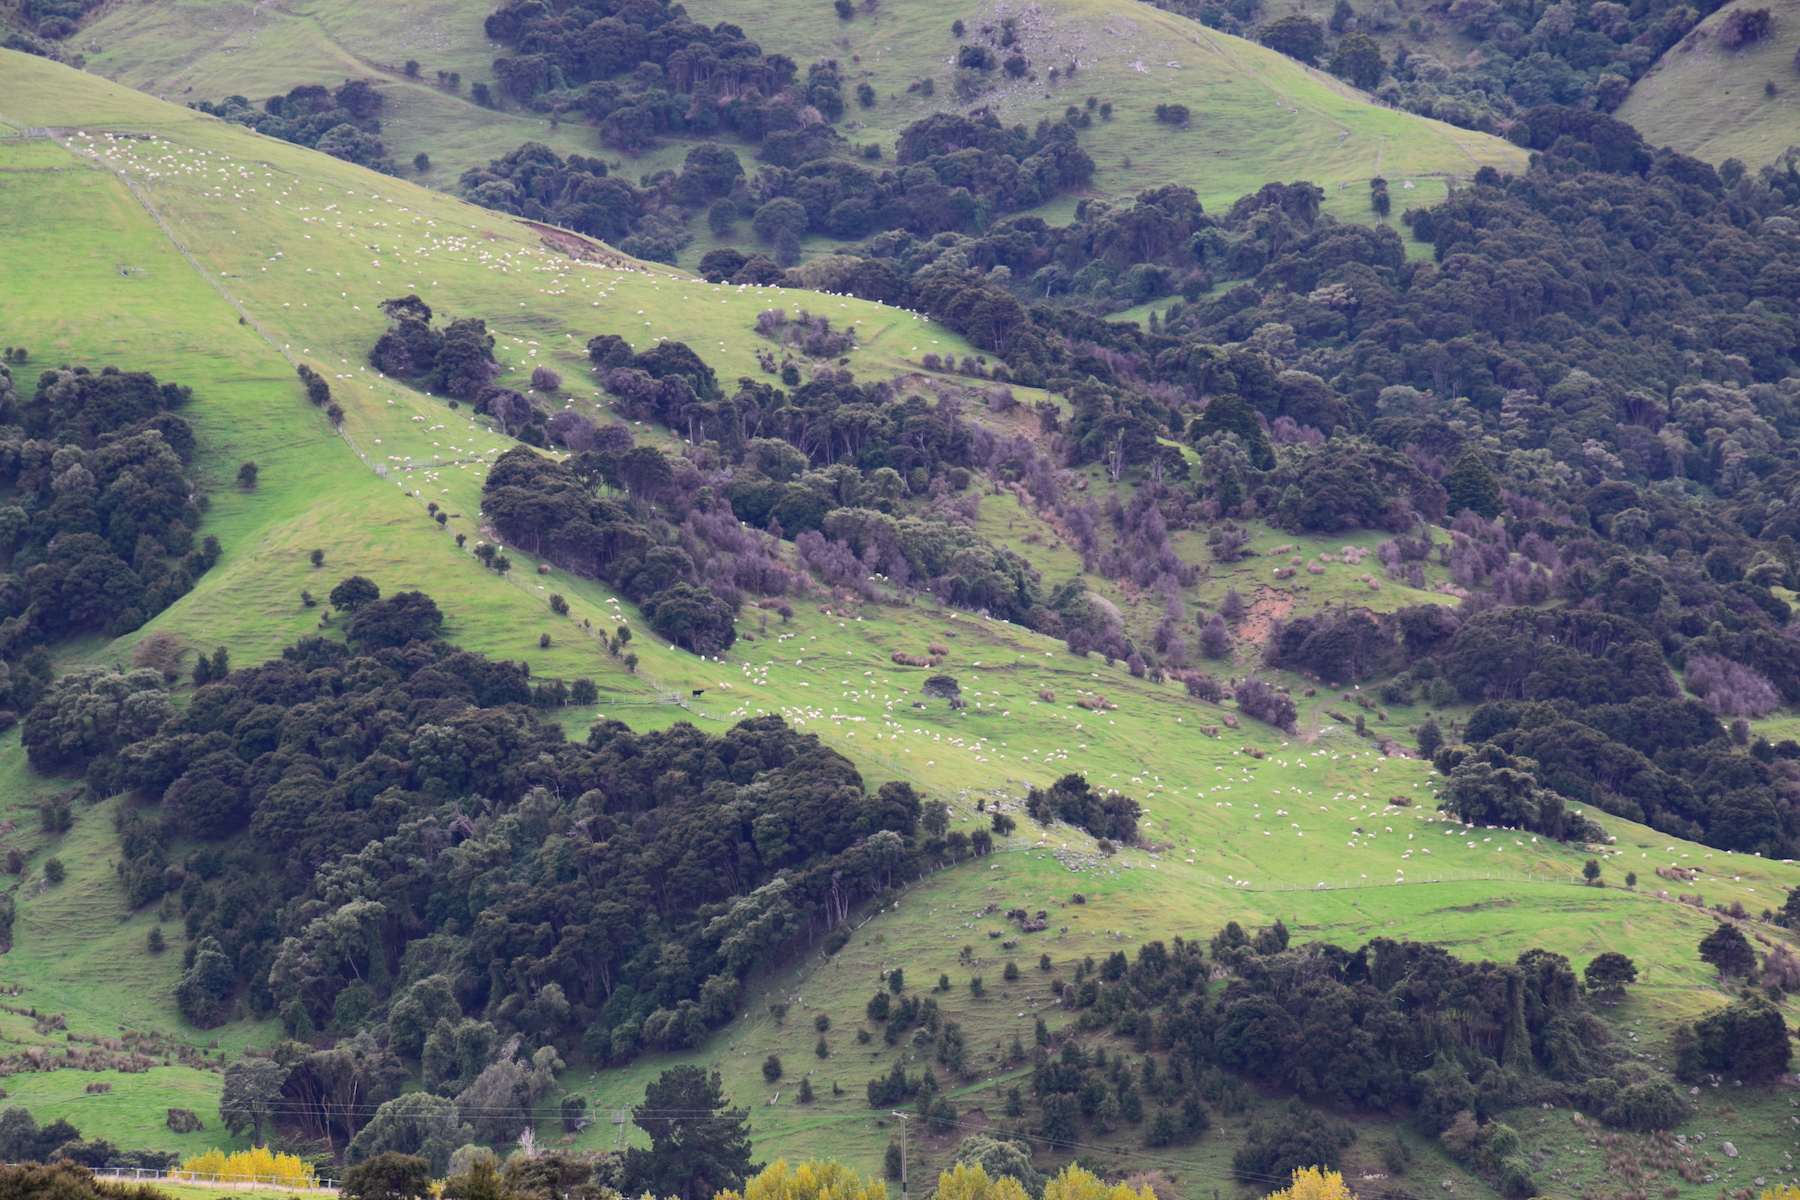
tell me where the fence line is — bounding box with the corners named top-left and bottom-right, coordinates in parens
top-left (90, 1167), bottom-right (340, 1192)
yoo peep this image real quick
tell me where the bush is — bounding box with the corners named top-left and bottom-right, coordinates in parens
top-left (342, 1152), bottom-right (433, 1200)
top-left (1605, 1080), bottom-right (1686, 1131)
top-left (762, 1055), bottom-right (783, 1082)
top-left (1235, 677), bottom-right (1298, 732)
top-left (1719, 7), bottom-right (1774, 48)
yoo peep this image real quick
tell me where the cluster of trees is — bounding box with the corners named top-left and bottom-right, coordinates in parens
top-left (457, 141), bottom-right (740, 264)
top-left (0, 364), bottom-right (218, 680)
top-left (463, 106), bottom-right (1095, 270)
top-left (718, 111), bottom-right (1095, 265)
top-left (556, 335), bottom-right (1047, 623)
top-left (192, 81), bottom-right (395, 173)
top-left (482, 0), bottom-right (815, 151)
top-left (481, 445), bottom-right (745, 652)
top-left (1256, 590), bottom-right (1800, 854)
top-left (69, 589), bottom-right (947, 1080)
top-left (368, 297), bottom-right (502, 403)
top-left (1024, 774), bottom-right (1142, 842)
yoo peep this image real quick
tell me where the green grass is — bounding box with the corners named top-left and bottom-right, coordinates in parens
top-left (1615, 0), bottom-right (1800, 167)
top-left (0, 1069), bottom-right (247, 1155)
top-left (66, 0), bottom-right (1528, 248)
top-left (0, 53), bottom-right (1796, 1196)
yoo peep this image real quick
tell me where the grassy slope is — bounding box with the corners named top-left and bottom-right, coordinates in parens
top-left (2, 52), bottom-right (1798, 1197)
top-left (686, 0), bottom-right (1524, 224)
top-left (70, 0), bottom-right (1527, 243)
top-left (1615, 0), bottom-right (1800, 166)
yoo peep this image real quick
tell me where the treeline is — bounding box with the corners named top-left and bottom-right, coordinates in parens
top-left (458, 109), bottom-right (1094, 266)
top-left (0, 1105), bottom-right (177, 1171)
top-left (192, 81), bottom-right (395, 173)
top-left (0, 363), bottom-right (217, 721)
top-left (36, 585), bottom-right (974, 1139)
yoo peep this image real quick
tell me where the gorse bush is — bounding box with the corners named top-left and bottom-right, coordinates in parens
top-left (178, 1148), bottom-right (317, 1188)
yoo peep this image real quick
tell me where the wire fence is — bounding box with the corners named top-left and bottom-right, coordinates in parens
top-left (90, 1168), bottom-right (340, 1192)
top-left (1189, 867), bottom-right (1569, 891)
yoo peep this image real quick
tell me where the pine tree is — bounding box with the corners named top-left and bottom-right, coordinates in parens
top-left (1443, 450), bottom-right (1502, 519)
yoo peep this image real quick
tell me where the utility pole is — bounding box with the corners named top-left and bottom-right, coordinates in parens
top-left (892, 1112), bottom-right (909, 1198)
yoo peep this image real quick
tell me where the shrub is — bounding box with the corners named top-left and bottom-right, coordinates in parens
top-left (1235, 677), bottom-right (1298, 732)
top-left (1684, 652), bottom-right (1780, 717)
top-left (1719, 7), bottom-right (1774, 49)
top-left (1605, 1080), bottom-right (1687, 1131)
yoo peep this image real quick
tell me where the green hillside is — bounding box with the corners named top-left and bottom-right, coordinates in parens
top-left (0, 45), bottom-right (1797, 1200)
top-left (66, 0), bottom-right (1524, 238)
top-left (1615, 0), bottom-right (1800, 167)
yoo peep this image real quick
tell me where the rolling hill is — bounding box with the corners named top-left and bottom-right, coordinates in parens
top-left (0, 44), bottom-right (1796, 1200)
top-left (63, 0), bottom-right (1526, 244)
top-left (1615, 0), bottom-right (1800, 168)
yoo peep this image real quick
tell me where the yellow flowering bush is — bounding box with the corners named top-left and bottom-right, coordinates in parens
top-left (178, 1146), bottom-right (317, 1187)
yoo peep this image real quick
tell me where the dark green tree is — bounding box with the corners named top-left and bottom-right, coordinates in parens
top-left (1443, 450), bottom-right (1502, 519)
top-left (220, 1058), bottom-right (291, 1145)
top-left (330, 575), bottom-right (381, 610)
top-left (176, 936), bottom-right (235, 1029)
top-left (1188, 393), bottom-right (1275, 469)
top-left (1259, 16), bottom-right (1326, 64)
top-left (1678, 995), bottom-right (1791, 1080)
top-left (1416, 718), bottom-right (1443, 759)
top-left (624, 1067), bottom-right (756, 1200)
top-left (1328, 32), bottom-right (1385, 89)
top-left (1583, 952), bottom-right (1637, 1004)
top-left (1698, 921), bottom-right (1756, 979)
top-left (342, 1153), bottom-right (433, 1200)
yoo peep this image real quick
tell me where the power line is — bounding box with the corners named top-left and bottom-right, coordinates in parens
top-left (15, 1091), bottom-right (1436, 1198)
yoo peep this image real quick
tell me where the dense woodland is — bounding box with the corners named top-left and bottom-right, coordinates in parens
top-left (0, 363), bottom-right (215, 723)
top-left (18, 588), bottom-right (955, 1156)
